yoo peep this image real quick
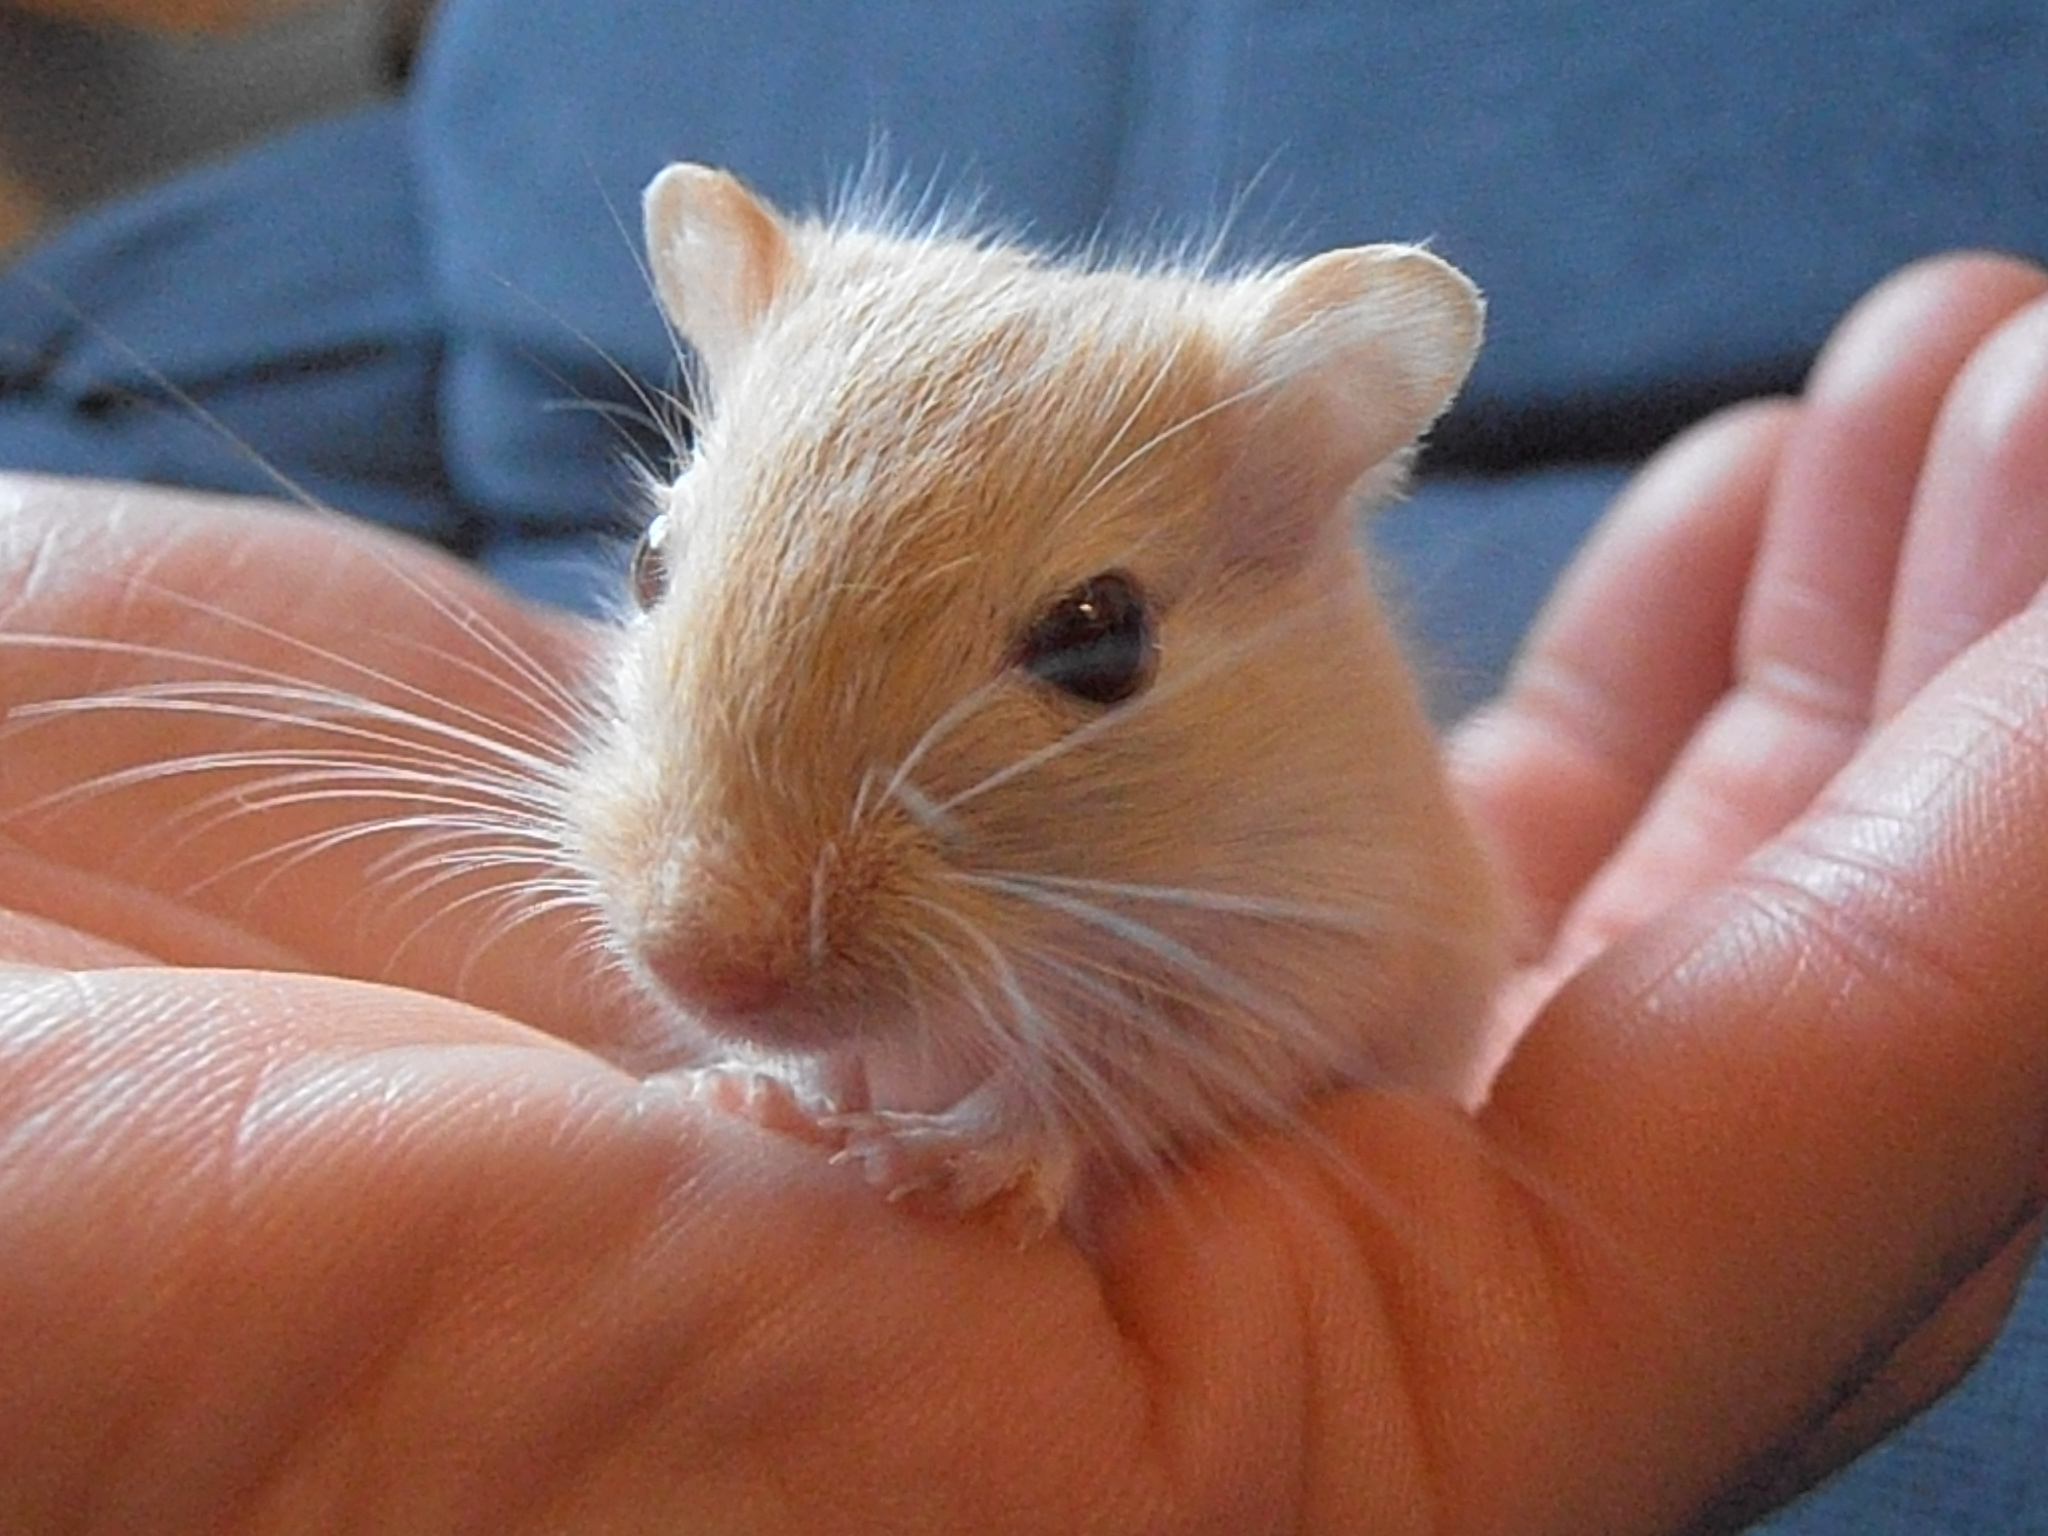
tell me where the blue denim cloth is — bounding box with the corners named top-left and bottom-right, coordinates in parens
top-left (0, 106), bottom-right (457, 542)
top-left (406, 0), bottom-right (2048, 537)
top-left (3, 6), bottom-right (2047, 1524)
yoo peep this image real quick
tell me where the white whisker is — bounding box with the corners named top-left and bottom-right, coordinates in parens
top-left (1051, 368), bottom-right (1284, 541)
top-left (890, 779), bottom-right (957, 839)
top-left (876, 674), bottom-right (1004, 822)
top-left (947, 871), bottom-right (1309, 1054)
top-left (808, 843), bottom-right (833, 969)
top-left (11, 682), bottom-right (573, 792)
top-left (906, 896), bottom-right (1189, 1175)
top-left (1045, 322), bottom-right (1199, 533)
top-left (954, 868), bottom-right (1391, 934)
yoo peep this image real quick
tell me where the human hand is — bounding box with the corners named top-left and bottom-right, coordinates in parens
top-left (2, 247), bottom-right (2048, 1534)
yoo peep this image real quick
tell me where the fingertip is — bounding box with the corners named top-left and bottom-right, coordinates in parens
top-left (1804, 251), bottom-right (2048, 410)
top-left (1876, 287), bottom-right (2048, 712)
top-left (1938, 285), bottom-right (2048, 472)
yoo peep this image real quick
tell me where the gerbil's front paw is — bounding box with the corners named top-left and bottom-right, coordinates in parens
top-left (827, 1107), bottom-right (1077, 1246)
top-left (683, 1063), bottom-right (843, 1148)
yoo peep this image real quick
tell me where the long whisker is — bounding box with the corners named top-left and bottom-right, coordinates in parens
top-left (946, 872), bottom-right (1322, 1056)
top-left (485, 232), bottom-right (698, 473)
top-left (10, 683), bottom-right (573, 794)
top-left (875, 673), bottom-right (1006, 824)
top-left (167, 573), bottom-right (593, 747)
top-left (83, 752), bottom-right (565, 887)
top-left (198, 806), bottom-right (562, 896)
top-left (592, 160), bottom-right (708, 451)
top-left (955, 869), bottom-right (1396, 934)
top-left (8, 275), bottom-right (336, 516)
top-left (1045, 320), bottom-right (1200, 535)
top-left (0, 588), bottom-right (585, 766)
top-left (903, 897), bottom-right (1136, 1154)
top-left (357, 557), bottom-right (606, 741)
top-left (908, 896), bottom-right (1211, 1177)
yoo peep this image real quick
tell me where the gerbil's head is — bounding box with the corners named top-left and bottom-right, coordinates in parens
top-left (570, 164), bottom-right (1501, 1133)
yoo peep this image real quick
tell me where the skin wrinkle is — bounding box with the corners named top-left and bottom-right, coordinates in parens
top-left (7, 977), bottom-right (248, 1527)
top-left (1120, 1216), bottom-right (1303, 1536)
top-left (1334, 1107), bottom-right (1584, 1536)
top-left (1552, 581), bottom-right (1912, 974)
top-left (1767, 842), bottom-right (2005, 1019)
top-left (262, 1050), bottom-right (699, 1534)
top-left (1735, 570), bottom-right (1890, 731)
top-left (1487, 859), bottom-right (1990, 1522)
top-left (133, 1038), bottom-right (402, 1526)
top-left (1738, 639), bottom-right (1876, 732)
top-left (1486, 653), bottom-right (1654, 808)
top-left (1353, 1179), bottom-right (1487, 1536)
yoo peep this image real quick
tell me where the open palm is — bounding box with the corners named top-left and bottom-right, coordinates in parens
top-left (2, 252), bottom-right (2046, 1535)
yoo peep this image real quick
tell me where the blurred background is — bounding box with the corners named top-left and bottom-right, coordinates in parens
top-left (0, 0), bottom-right (427, 253)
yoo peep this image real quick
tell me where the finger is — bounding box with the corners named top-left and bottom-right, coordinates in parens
top-left (1452, 402), bottom-right (1790, 944)
top-left (1483, 598), bottom-right (2048, 1531)
top-left (1552, 256), bottom-right (2048, 959)
top-left (0, 475), bottom-right (645, 1055)
top-left (1741, 253), bottom-right (2048, 720)
top-left (1878, 286), bottom-right (2048, 714)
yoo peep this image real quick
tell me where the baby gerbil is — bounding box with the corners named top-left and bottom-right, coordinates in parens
top-left (567, 162), bottom-right (1514, 1240)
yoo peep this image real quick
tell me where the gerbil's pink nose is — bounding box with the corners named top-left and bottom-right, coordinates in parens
top-left (641, 942), bottom-right (790, 1023)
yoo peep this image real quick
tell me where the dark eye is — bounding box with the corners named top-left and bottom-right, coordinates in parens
top-left (630, 512), bottom-right (673, 610)
top-left (1017, 571), bottom-right (1157, 705)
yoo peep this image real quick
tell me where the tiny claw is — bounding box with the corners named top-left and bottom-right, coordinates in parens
top-left (682, 1063), bottom-right (843, 1147)
top-left (825, 1106), bottom-right (1077, 1243)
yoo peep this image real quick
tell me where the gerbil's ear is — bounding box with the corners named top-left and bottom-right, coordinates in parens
top-left (1221, 245), bottom-right (1482, 566)
top-left (643, 163), bottom-right (797, 391)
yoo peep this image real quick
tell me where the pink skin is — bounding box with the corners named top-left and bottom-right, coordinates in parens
top-left (1, 252), bottom-right (2047, 1532)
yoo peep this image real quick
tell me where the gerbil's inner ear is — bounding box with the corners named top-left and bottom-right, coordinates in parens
top-left (643, 163), bottom-right (797, 393)
top-left (1221, 245), bottom-right (1482, 568)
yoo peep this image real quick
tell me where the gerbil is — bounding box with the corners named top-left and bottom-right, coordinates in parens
top-left (567, 163), bottom-right (1514, 1240)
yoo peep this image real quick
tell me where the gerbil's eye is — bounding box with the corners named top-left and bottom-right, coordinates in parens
top-left (630, 512), bottom-right (673, 610)
top-left (1018, 571), bottom-right (1157, 706)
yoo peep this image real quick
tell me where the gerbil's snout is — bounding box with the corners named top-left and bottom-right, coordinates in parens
top-left (628, 869), bottom-right (831, 1051)
top-left (639, 923), bottom-right (791, 1024)
top-left (608, 802), bottom-right (928, 1054)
